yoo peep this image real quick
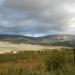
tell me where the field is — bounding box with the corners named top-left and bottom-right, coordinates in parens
top-left (0, 47), bottom-right (75, 75)
top-left (0, 42), bottom-right (73, 51)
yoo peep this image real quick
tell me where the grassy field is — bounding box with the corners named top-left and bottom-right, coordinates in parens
top-left (0, 48), bottom-right (74, 75)
top-left (0, 42), bottom-right (73, 51)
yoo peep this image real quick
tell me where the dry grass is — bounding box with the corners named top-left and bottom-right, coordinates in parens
top-left (0, 42), bottom-right (73, 51)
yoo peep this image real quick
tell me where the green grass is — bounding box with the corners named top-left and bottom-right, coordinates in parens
top-left (0, 49), bottom-right (74, 75)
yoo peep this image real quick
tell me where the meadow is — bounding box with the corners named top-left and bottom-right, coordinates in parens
top-left (0, 48), bottom-right (75, 75)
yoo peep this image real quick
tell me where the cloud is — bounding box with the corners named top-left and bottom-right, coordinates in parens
top-left (0, 0), bottom-right (75, 36)
top-left (0, 0), bottom-right (6, 6)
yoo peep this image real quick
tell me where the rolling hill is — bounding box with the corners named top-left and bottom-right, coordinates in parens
top-left (0, 34), bottom-right (75, 47)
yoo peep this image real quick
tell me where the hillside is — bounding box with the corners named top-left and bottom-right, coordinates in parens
top-left (0, 34), bottom-right (75, 47)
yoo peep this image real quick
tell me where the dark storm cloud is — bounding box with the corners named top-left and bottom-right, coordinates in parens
top-left (0, 0), bottom-right (75, 36)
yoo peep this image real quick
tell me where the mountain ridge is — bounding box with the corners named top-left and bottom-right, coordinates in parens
top-left (0, 34), bottom-right (75, 47)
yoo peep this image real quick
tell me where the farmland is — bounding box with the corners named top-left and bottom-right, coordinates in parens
top-left (0, 41), bottom-right (74, 75)
top-left (0, 42), bottom-right (73, 53)
top-left (0, 47), bottom-right (74, 75)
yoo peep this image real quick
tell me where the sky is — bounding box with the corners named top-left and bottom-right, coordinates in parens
top-left (0, 0), bottom-right (75, 37)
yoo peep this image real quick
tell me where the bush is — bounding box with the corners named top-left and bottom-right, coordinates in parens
top-left (46, 51), bottom-right (65, 71)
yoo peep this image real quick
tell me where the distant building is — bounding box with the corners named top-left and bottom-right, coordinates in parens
top-left (13, 50), bottom-right (17, 54)
top-left (11, 50), bottom-right (18, 54)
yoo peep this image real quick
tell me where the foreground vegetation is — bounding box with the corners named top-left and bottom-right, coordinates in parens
top-left (0, 48), bottom-right (75, 75)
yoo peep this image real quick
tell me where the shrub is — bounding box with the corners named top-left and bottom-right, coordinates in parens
top-left (46, 51), bottom-right (65, 71)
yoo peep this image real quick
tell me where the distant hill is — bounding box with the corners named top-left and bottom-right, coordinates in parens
top-left (0, 34), bottom-right (75, 47)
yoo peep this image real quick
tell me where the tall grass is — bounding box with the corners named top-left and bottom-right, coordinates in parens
top-left (0, 49), bottom-right (74, 75)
